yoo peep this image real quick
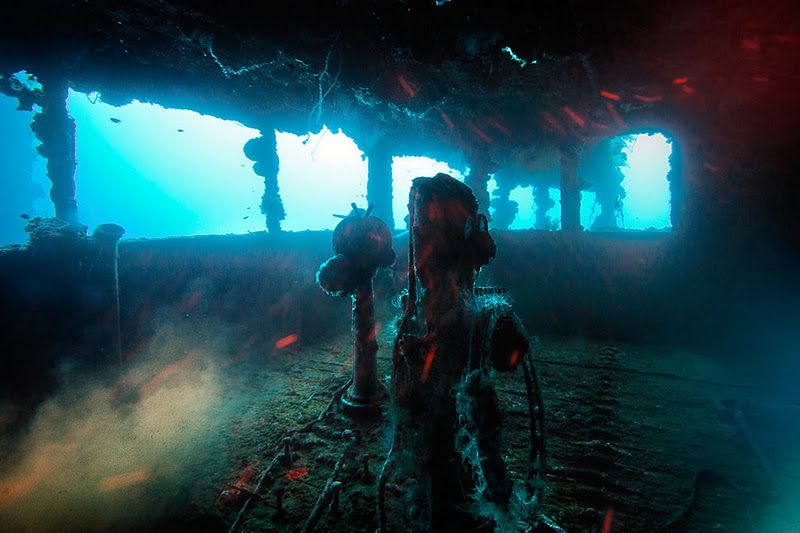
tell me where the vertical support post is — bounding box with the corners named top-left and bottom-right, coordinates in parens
top-left (90, 223), bottom-right (125, 364)
top-left (342, 279), bottom-right (382, 412)
top-left (533, 185), bottom-right (556, 230)
top-left (465, 151), bottom-right (494, 216)
top-left (486, 177), bottom-right (516, 230)
top-left (244, 128), bottom-right (285, 233)
top-left (367, 137), bottom-right (394, 230)
top-left (559, 145), bottom-right (581, 232)
top-left (318, 207), bottom-right (393, 416)
top-left (30, 76), bottom-right (79, 226)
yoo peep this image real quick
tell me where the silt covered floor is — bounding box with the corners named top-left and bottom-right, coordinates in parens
top-left (0, 319), bottom-right (796, 532)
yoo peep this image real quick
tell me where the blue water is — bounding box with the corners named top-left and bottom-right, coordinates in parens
top-left (0, 95), bottom-right (52, 244)
top-left (1, 91), bottom-right (672, 243)
top-left (581, 133), bottom-right (672, 231)
top-left (68, 91), bottom-right (263, 239)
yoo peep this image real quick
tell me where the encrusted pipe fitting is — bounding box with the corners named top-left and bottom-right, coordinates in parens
top-left (329, 481), bottom-right (343, 515)
top-left (90, 223), bottom-right (125, 364)
top-left (316, 204), bottom-right (394, 416)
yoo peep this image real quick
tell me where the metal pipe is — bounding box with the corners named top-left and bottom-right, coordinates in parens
top-left (341, 279), bottom-right (382, 412)
top-left (559, 145), bottom-right (582, 232)
top-left (90, 223), bottom-right (125, 364)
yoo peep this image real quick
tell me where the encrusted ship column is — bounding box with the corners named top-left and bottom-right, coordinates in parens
top-left (317, 203), bottom-right (395, 415)
top-left (581, 138), bottom-right (627, 230)
top-left (559, 144), bottom-right (581, 232)
top-left (349, 280), bottom-right (380, 407)
top-left (244, 128), bottom-right (285, 233)
top-left (366, 136), bottom-right (395, 231)
top-left (534, 184), bottom-right (556, 230)
top-left (465, 151), bottom-right (495, 216)
top-left (29, 76), bottom-right (80, 226)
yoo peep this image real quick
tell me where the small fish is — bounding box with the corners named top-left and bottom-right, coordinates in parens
top-left (285, 466), bottom-right (309, 482)
top-left (397, 74), bottom-right (416, 98)
top-left (487, 117), bottom-right (510, 136)
top-left (562, 106), bottom-right (586, 127)
top-left (243, 216), bottom-right (249, 220)
top-left (275, 334), bottom-right (299, 349)
top-left (466, 120), bottom-right (493, 143)
top-left (437, 108), bottom-right (455, 130)
top-left (542, 111), bottom-right (566, 134)
top-left (20, 214), bottom-right (30, 219)
top-left (177, 129), bottom-right (184, 132)
top-left (110, 117), bottom-right (121, 123)
top-left (633, 94), bottom-right (662, 103)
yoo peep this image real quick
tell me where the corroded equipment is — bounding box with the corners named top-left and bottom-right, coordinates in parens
top-left (317, 203), bottom-right (395, 414)
top-left (379, 173), bottom-right (547, 532)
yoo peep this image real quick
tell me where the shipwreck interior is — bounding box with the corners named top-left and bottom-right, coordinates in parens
top-left (1, 1), bottom-right (799, 531)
